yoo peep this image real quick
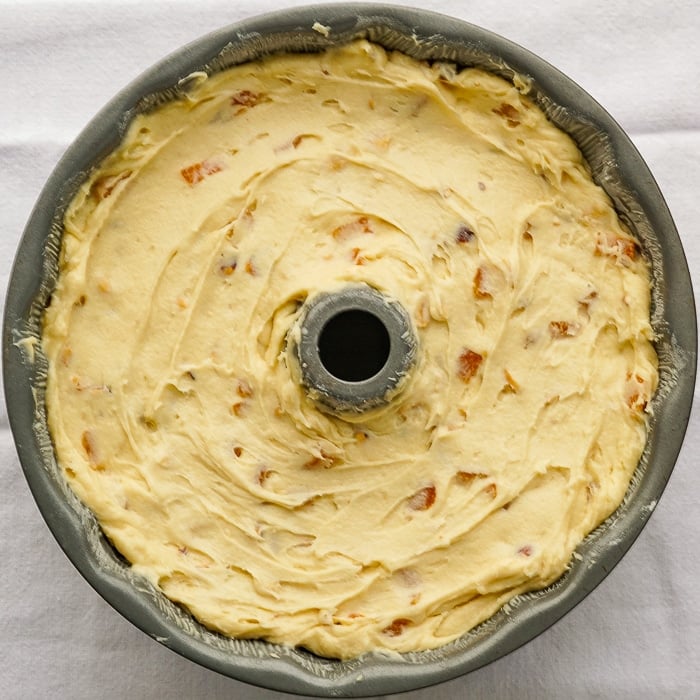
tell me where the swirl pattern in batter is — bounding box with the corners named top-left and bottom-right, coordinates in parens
top-left (43, 41), bottom-right (657, 659)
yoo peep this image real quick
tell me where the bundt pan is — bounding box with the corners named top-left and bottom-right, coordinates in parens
top-left (3, 3), bottom-right (696, 696)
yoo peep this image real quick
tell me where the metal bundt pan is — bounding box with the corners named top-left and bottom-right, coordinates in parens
top-left (3, 4), bottom-right (696, 696)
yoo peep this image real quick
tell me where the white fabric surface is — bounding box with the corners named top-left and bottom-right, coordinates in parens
top-left (2, 1), bottom-right (699, 698)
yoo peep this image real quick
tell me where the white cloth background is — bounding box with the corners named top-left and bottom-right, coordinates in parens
top-left (2, 1), bottom-right (698, 698)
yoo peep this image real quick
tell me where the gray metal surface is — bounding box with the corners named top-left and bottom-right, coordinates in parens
top-left (292, 285), bottom-right (417, 416)
top-left (2, 3), bottom-right (696, 697)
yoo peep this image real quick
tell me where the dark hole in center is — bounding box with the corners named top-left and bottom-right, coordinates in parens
top-left (318, 310), bottom-right (391, 382)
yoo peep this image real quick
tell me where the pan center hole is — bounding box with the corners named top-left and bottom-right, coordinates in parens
top-left (318, 310), bottom-right (391, 382)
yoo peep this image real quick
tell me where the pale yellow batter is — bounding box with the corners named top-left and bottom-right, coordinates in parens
top-left (42, 41), bottom-right (658, 659)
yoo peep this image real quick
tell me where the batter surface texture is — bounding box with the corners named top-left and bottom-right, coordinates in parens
top-left (43, 41), bottom-right (658, 659)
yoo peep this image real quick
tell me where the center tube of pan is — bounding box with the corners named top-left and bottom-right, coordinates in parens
top-left (291, 285), bottom-right (418, 416)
